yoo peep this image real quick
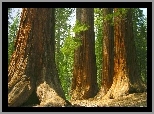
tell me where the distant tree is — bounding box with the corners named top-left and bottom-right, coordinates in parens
top-left (55, 8), bottom-right (75, 100)
top-left (8, 8), bottom-right (20, 64)
top-left (94, 8), bottom-right (103, 88)
top-left (132, 8), bottom-right (147, 84)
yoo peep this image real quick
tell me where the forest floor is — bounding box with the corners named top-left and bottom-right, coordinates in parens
top-left (69, 92), bottom-right (147, 107)
top-left (30, 92), bottom-right (147, 107)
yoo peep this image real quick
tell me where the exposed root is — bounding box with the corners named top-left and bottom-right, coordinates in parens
top-left (36, 81), bottom-right (67, 107)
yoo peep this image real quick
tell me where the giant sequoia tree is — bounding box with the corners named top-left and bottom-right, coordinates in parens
top-left (101, 8), bottom-right (114, 95)
top-left (8, 8), bottom-right (68, 107)
top-left (95, 8), bottom-right (114, 99)
top-left (102, 8), bottom-right (146, 99)
top-left (71, 8), bottom-right (98, 100)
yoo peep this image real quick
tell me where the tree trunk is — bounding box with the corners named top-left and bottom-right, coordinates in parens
top-left (95, 8), bottom-right (114, 99)
top-left (8, 8), bottom-right (68, 107)
top-left (103, 8), bottom-right (146, 99)
top-left (124, 8), bottom-right (146, 93)
top-left (71, 8), bottom-right (98, 100)
top-left (102, 8), bottom-right (114, 95)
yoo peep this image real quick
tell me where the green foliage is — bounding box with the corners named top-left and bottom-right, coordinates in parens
top-left (103, 14), bottom-right (113, 22)
top-left (113, 8), bottom-right (128, 17)
top-left (8, 8), bottom-right (20, 64)
top-left (132, 8), bottom-right (147, 84)
top-left (56, 8), bottom-right (93, 100)
top-left (94, 8), bottom-right (103, 87)
top-left (72, 20), bottom-right (90, 33)
top-left (119, 8), bottom-right (128, 15)
top-left (60, 36), bottom-right (81, 56)
top-left (59, 20), bottom-right (89, 99)
top-left (8, 8), bottom-right (147, 101)
top-left (55, 8), bottom-right (76, 100)
top-left (8, 8), bottom-right (13, 25)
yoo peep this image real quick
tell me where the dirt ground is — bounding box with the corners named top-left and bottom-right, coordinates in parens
top-left (70, 92), bottom-right (147, 107)
top-left (29, 92), bottom-right (147, 107)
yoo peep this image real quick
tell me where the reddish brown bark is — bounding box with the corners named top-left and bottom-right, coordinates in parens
top-left (8, 8), bottom-right (67, 107)
top-left (71, 8), bottom-right (98, 100)
top-left (102, 8), bottom-right (146, 99)
top-left (102, 8), bottom-right (114, 95)
top-left (94, 8), bottom-right (114, 99)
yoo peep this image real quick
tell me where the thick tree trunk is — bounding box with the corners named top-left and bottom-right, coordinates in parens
top-left (71, 8), bottom-right (98, 100)
top-left (95, 8), bottom-right (114, 99)
top-left (103, 8), bottom-right (146, 99)
top-left (101, 8), bottom-right (114, 95)
top-left (8, 8), bottom-right (67, 107)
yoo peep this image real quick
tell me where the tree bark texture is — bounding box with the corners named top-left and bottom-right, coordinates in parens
top-left (71, 8), bottom-right (98, 100)
top-left (8, 8), bottom-right (67, 107)
top-left (103, 8), bottom-right (146, 99)
top-left (101, 8), bottom-right (114, 95)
